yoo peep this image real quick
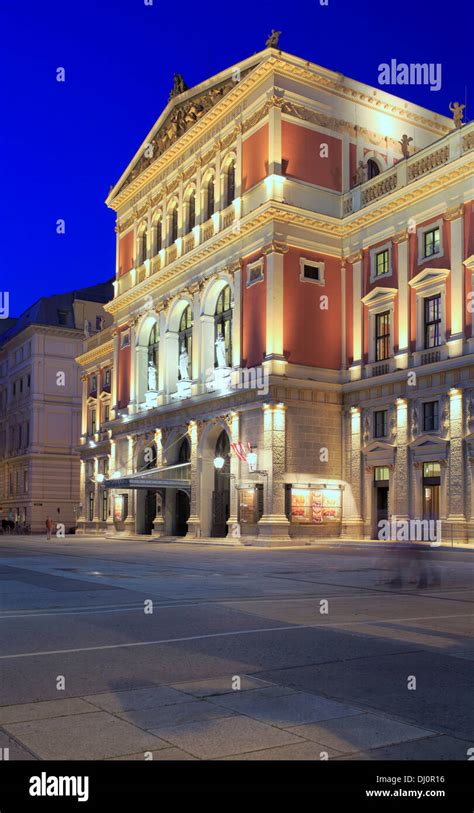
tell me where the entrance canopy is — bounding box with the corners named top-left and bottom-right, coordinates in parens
top-left (104, 462), bottom-right (191, 493)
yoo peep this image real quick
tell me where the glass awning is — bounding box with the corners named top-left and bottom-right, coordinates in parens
top-left (104, 462), bottom-right (190, 492)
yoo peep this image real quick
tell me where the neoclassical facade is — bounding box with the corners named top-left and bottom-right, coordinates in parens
top-left (76, 46), bottom-right (474, 543)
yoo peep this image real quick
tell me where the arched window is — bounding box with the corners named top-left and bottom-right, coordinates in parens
top-left (187, 192), bottom-right (196, 233)
top-left (205, 177), bottom-right (215, 220)
top-left (225, 161), bottom-right (235, 207)
top-left (170, 205), bottom-right (178, 243)
top-left (178, 305), bottom-right (192, 379)
top-left (138, 227), bottom-right (147, 264)
top-left (214, 284), bottom-right (232, 367)
top-left (367, 159), bottom-right (380, 180)
top-left (178, 436), bottom-right (191, 463)
top-left (153, 217), bottom-right (162, 255)
top-left (148, 322), bottom-right (159, 370)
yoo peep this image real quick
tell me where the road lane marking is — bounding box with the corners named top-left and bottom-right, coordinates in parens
top-left (0, 611), bottom-right (472, 660)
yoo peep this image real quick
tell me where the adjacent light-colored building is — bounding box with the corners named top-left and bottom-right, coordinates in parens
top-left (76, 46), bottom-right (474, 544)
top-left (0, 282), bottom-right (113, 532)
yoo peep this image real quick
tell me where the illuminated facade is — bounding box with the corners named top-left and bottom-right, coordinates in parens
top-left (76, 47), bottom-right (474, 543)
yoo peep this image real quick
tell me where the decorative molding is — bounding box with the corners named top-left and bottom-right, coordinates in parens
top-left (392, 229), bottom-right (409, 244)
top-left (261, 240), bottom-right (289, 255)
top-left (346, 250), bottom-right (363, 264)
top-left (443, 203), bottom-right (464, 222)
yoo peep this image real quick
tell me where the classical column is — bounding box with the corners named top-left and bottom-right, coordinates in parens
top-left (93, 458), bottom-right (101, 524)
top-left (349, 252), bottom-right (363, 381)
top-left (163, 329), bottom-right (179, 395)
top-left (226, 412), bottom-right (240, 535)
top-left (393, 398), bottom-right (410, 522)
top-left (267, 94), bottom-right (282, 177)
top-left (393, 231), bottom-right (409, 366)
top-left (445, 205), bottom-right (464, 354)
top-left (123, 435), bottom-right (136, 534)
top-left (230, 260), bottom-right (242, 370)
top-left (262, 242), bottom-right (288, 376)
top-left (445, 387), bottom-right (466, 540)
top-left (128, 321), bottom-right (137, 414)
top-left (80, 376), bottom-right (88, 436)
top-left (77, 459), bottom-right (86, 530)
top-left (111, 329), bottom-right (119, 419)
top-left (152, 428), bottom-right (165, 538)
top-left (257, 404), bottom-right (290, 542)
top-left (186, 420), bottom-right (201, 538)
top-left (344, 407), bottom-right (364, 538)
top-left (105, 444), bottom-right (115, 530)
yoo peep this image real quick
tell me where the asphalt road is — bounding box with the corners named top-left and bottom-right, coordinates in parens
top-left (0, 536), bottom-right (472, 760)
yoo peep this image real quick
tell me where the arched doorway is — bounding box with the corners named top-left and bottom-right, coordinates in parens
top-left (174, 438), bottom-right (191, 536)
top-left (211, 430), bottom-right (230, 537)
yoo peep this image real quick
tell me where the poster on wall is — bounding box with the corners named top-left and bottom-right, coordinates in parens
top-left (291, 487), bottom-right (342, 524)
top-left (113, 494), bottom-right (128, 522)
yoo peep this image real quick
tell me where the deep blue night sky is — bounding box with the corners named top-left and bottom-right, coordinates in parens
top-left (1, 0), bottom-right (472, 316)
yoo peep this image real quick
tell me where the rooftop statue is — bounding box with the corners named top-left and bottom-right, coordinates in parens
top-left (265, 29), bottom-right (282, 48)
top-left (169, 73), bottom-right (188, 100)
top-left (449, 101), bottom-right (465, 129)
top-left (399, 134), bottom-right (413, 159)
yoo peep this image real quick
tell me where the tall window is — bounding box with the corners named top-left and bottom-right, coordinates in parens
top-left (367, 159), bottom-right (380, 180)
top-left (205, 177), bottom-right (215, 220)
top-left (424, 227), bottom-right (440, 258)
top-left (375, 249), bottom-right (389, 278)
top-left (102, 491), bottom-right (108, 521)
top-left (374, 410), bottom-right (387, 438)
top-left (91, 408), bottom-right (97, 435)
top-left (170, 206), bottom-right (178, 243)
top-left (148, 323), bottom-right (159, 371)
top-left (138, 227), bottom-right (147, 264)
top-left (187, 192), bottom-right (196, 233)
top-left (88, 492), bottom-right (94, 522)
top-left (225, 161), bottom-right (235, 206)
top-left (375, 311), bottom-right (390, 361)
top-left (214, 285), bottom-right (232, 367)
top-left (423, 401), bottom-right (439, 432)
top-left (178, 305), bottom-right (192, 379)
top-left (153, 217), bottom-right (162, 254)
top-left (424, 294), bottom-right (441, 349)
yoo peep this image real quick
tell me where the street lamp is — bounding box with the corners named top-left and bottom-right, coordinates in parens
top-left (213, 456), bottom-right (225, 470)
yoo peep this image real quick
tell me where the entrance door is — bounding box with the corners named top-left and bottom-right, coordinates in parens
top-left (175, 490), bottom-right (190, 536)
top-left (143, 490), bottom-right (156, 535)
top-left (211, 430), bottom-right (230, 537)
top-left (376, 486), bottom-right (389, 527)
top-left (423, 485), bottom-right (440, 521)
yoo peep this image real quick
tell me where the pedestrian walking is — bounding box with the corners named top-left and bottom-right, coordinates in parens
top-left (45, 516), bottom-right (53, 540)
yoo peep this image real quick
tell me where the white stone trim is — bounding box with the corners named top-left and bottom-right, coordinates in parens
top-left (246, 258), bottom-right (264, 288)
top-left (417, 218), bottom-right (444, 265)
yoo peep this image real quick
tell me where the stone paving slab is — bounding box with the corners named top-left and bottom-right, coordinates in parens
top-left (83, 686), bottom-right (191, 712)
top-left (208, 689), bottom-right (363, 727)
top-left (0, 730), bottom-right (38, 760)
top-left (287, 712), bottom-right (436, 754)
top-left (170, 674), bottom-right (275, 697)
top-left (3, 711), bottom-right (170, 760)
top-left (338, 734), bottom-right (471, 761)
top-left (149, 715), bottom-right (304, 759)
top-left (108, 747), bottom-right (197, 760)
top-left (220, 740), bottom-right (344, 760)
top-left (0, 698), bottom-right (98, 725)
top-left (119, 700), bottom-right (236, 730)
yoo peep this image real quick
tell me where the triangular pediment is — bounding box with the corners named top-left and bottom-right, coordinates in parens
top-left (408, 268), bottom-right (450, 291)
top-left (361, 286), bottom-right (398, 306)
top-left (365, 439), bottom-right (394, 454)
top-left (108, 61), bottom-right (257, 204)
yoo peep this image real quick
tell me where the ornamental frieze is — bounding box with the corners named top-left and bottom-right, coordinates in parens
top-left (117, 72), bottom-right (251, 196)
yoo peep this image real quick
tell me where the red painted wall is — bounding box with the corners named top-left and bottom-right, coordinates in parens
top-left (283, 248), bottom-right (341, 369)
top-left (241, 254), bottom-right (266, 367)
top-left (364, 239), bottom-right (399, 294)
top-left (282, 122), bottom-right (342, 191)
top-left (345, 264), bottom-right (353, 365)
top-left (241, 125), bottom-right (268, 193)
top-left (118, 231), bottom-right (134, 278)
top-left (117, 332), bottom-right (130, 409)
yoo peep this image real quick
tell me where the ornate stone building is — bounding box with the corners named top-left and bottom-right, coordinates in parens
top-left (76, 47), bottom-right (474, 543)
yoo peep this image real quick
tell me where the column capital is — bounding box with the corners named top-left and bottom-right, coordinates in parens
top-left (261, 240), bottom-right (288, 256)
top-left (392, 229), bottom-right (409, 244)
top-left (443, 203), bottom-right (464, 222)
top-left (346, 250), bottom-right (363, 264)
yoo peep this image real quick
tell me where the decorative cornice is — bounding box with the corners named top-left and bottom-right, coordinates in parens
top-left (346, 250), bottom-right (363, 264)
top-left (392, 229), bottom-right (409, 244)
top-left (76, 340), bottom-right (114, 368)
top-left (443, 203), bottom-right (464, 221)
top-left (261, 240), bottom-right (289, 255)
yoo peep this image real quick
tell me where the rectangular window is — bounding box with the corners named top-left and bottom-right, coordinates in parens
top-left (104, 404), bottom-right (110, 422)
top-left (374, 410), bottom-right (387, 439)
top-left (89, 375), bottom-right (97, 395)
top-left (57, 310), bottom-right (68, 326)
top-left (104, 369), bottom-right (111, 388)
top-left (375, 250), bottom-right (389, 277)
top-left (375, 311), bottom-right (390, 361)
top-left (423, 401), bottom-right (439, 432)
top-left (374, 466), bottom-right (390, 482)
top-left (91, 409), bottom-right (96, 435)
top-left (289, 487), bottom-right (342, 524)
top-left (423, 462), bottom-right (441, 479)
top-left (299, 260), bottom-right (325, 285)
top-left (424, 294), bottom-right (441, 349)
top-left (120, 330), bottom-right (130, 348)
top-left (424, 227), bottom-right (440, 258)
top-left (23, 470), bottom-right (28, 493)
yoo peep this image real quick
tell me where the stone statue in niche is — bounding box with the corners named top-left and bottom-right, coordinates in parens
top-left (215, 333), bottom-right (227, 368)
top-left (179, 348), bottom-right (190, 381)
top-left (411, 404), bottom-right (419, 438)
top-left (147, 361), bottom-right (157, 392)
